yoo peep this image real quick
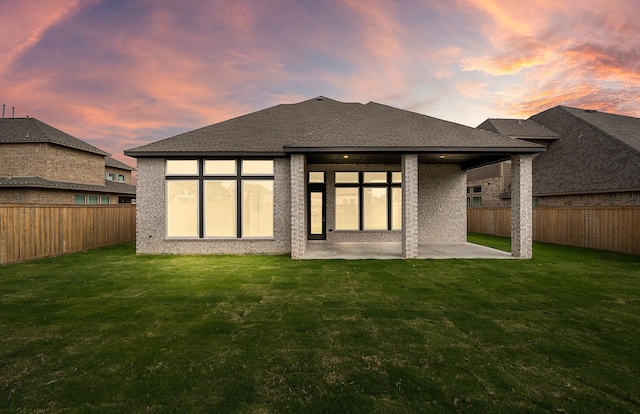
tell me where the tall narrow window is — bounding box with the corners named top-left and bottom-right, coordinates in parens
top-left (242, 180), bottom-right (274, 237)
top-left (363, 187), bottom-right (387, 230)
top-left (391, 187), bottom-right (402, 230)
top-left (335, 187), bottom-right (359, 230)
top-left (204, 181), bottom-right (236, 237)
top-left (166, 180), bottom-right (198, 237)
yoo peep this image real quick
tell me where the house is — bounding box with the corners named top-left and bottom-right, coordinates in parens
top-left (469, 119), bottom-right (559, 207)
top-left (471, 106), bottom-right (640, 207)
top-left (0, 117), bottom-right (136, 204)
top-left (124, 97), bottom-right (544, 259)
top-left (529, 106), bottom-right (640, 206)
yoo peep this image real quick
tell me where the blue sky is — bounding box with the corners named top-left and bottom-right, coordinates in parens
top-left (1, 0), bottom-right (638, 166)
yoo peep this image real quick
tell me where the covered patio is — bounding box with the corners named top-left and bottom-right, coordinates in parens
top-left (303, 241), bottom-right (513, 259)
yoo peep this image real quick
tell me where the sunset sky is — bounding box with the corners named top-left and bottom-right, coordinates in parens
top-left (1, 0), bottom-right (639, 167)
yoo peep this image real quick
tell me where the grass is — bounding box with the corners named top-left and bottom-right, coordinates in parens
top-left (1, 235), bottom-right (638, 413)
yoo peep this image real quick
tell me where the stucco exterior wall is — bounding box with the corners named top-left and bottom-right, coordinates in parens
top-left (0, 143), bottom-right (104, 185)
top-left (135, 157), bottom-right (291, 255)
top-left (307, 163), bottom-right (402, 242)
top-left (418, 164), bottom-right (467, 243)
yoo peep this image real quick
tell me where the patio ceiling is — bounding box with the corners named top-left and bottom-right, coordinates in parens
top-left (304, 152), bottom-right (513, 170)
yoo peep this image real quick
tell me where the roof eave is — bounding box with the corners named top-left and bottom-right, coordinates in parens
top-left (283, 146), bottom-right (545, 154)
top-left (124, 151), bottom-right (288, 158)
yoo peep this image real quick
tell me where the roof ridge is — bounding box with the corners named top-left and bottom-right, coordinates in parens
top-left (559, 106), bottom-right (640, 156)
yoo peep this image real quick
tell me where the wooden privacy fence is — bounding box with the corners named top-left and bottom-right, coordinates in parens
top-left (0, 204), bottom-right (136, 264)
top-left (468, 206), bottom-right (640, 255)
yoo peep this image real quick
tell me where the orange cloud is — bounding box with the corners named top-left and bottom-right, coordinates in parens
top-left (460, 0), bottom-right (640, 118)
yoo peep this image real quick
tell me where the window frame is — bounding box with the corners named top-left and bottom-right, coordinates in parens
top-left (165, 158), bottom-right (275, 239)
top-left (334, 171), bottom-right (402, 231)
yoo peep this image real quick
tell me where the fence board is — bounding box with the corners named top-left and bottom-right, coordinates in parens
top-left (0, 204), bottom-right (136, 265)
top-left (468, 206), bottom-right (640, 255)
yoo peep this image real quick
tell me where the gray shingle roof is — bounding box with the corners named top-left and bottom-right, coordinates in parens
top-left (126, 97), bottom-right (544, 157)
top-left (105, 156), bottom-right (136, 171)
top-left (0, 118), bottom-right (110, 156)
top-left (560, 106), bottom-right (640, 153)
top-left (0, 176), bottom-right (136, 194)
top-left (529, 106), bottom-right (640, 195)
top-left (125, 97), bottom-right (363, 156)
top-left (287, 102), bottom-right (543, 152)
top-left (477, 119), bottom-right (559, 139)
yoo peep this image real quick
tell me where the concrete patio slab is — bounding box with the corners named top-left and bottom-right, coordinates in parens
top-left (303, 241), bottom-right (513, 259)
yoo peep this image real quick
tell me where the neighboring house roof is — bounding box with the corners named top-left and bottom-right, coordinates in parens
top-left (529, 106), bottom-right (640, 196)
top-left (0, 117), bottom-right (109, 156)
top-left (125, 97), bottom-right (363, 156)
top-left (125, 97), bottom-right (544, 169)
top-left (0, 176), bottom-right (136, 194)
top-left (559, 106), bottom-right (640, 152)
top-left (477, 119), bottom-right (559, 140)
top-left (105, 156), bottom-right (136, 171)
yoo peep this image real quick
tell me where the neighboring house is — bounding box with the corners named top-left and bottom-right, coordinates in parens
top-left (471, 106), bottom-right (640, 207)
top-left (125, 97), bottom-right (544, 259)
top-left (528, 106), bottom-right (640, 206)
top-left (470, 119), bottom-right (559, 207)
top-left (0, 117), bottom-right (136, 204)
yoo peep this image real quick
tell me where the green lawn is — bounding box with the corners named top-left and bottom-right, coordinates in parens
top-left (1, 235), bottom-right (638, 413)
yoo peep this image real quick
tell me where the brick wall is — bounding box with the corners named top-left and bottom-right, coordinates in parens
top-left (536, 191), bottom-right (640, 207)
top-left (1, 143), bottom-right (104, 185)
top-left (135, 157), bottom-right (291, 255)
top-left (419, 164), bottom-right (467, 243)
top-left (467, 176), bottom-right (510, 208)
top-left (105, 167), bottom-right (132, 184)
top-left (0, 188), bottom-right (119, 204)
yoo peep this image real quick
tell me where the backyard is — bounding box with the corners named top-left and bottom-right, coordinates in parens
top-left (1, 234), bottom-right (638, 413)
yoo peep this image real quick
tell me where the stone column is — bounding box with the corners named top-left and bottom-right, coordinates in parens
top-left (290, 154), bottom-right (306, 259)
top-left (402, 154), bottom-right (419, 259)
top-left (511, 154), bottom-right (533, 258)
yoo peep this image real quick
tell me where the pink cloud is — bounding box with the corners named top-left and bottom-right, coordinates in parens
top-left (0, 0), bottom-right (95, 75)
top-left (459, 0), bottom-right (640, 118)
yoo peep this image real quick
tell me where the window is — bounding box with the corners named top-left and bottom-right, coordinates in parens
top-left (467, 186), bottom-right (482, 208)
top-left (100, 196), bottom-right (110, 204)
top-left (107, 173), bottom-right (116, 181)
top-left (75, 195), bottom-right (86, 204)
top-left (166, 159), bottom-right (274, 238)
top-left (88, 195), bottom-right (99, 205)
top-left (204, 181), bottom-right (236, 237)
top-left (336, 187), bottom-right (359, 230)
top-left (117, 175), bottom-right (125, 182)
top-left (205, 160), bottom-right (236, 175)
top-left (335, 172), bottom-right (359, 183)
top-left (391, 187), bottom-right (402, 230)
top-left (335, 171), bottom-right (402, 231)
top-left (166, 160), bottom-right (198, 175)
top-left (242, 181), bottom-right (274, 237)
top-left (308, 172), bottom-right (324, 183)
